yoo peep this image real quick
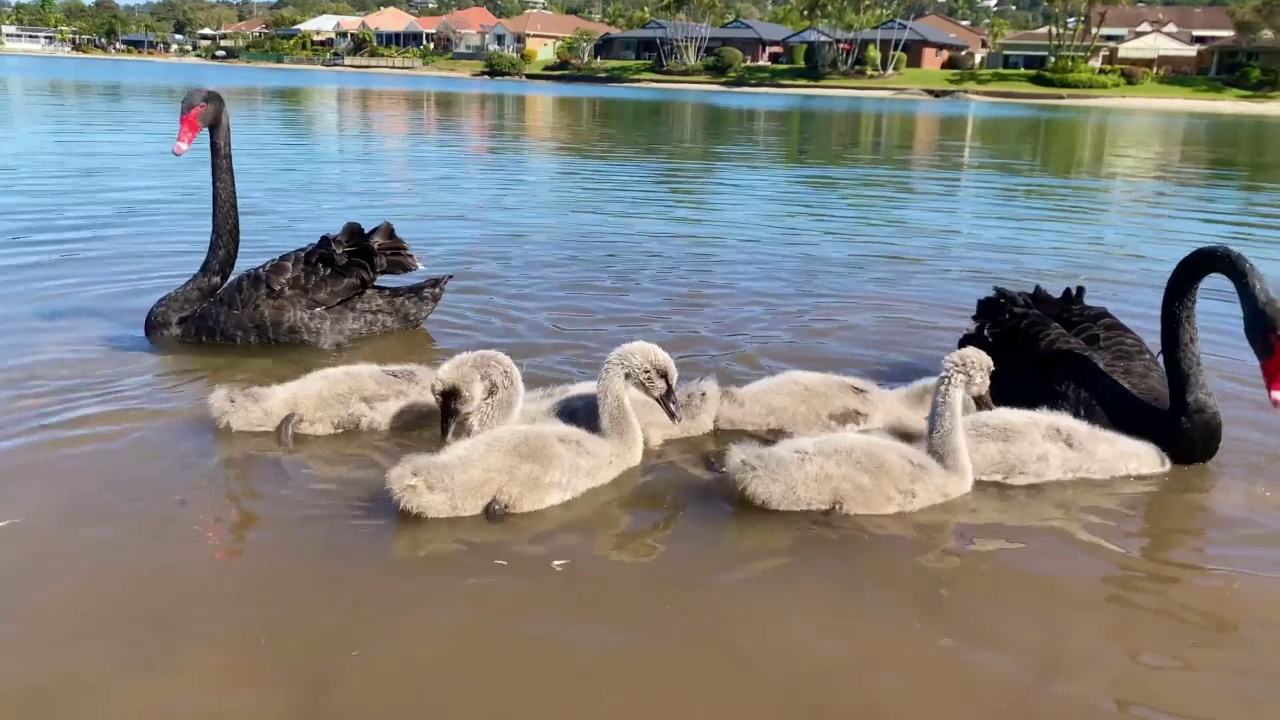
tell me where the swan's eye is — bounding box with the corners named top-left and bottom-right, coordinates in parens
top-left (197, 102), bottom-right (207, 111)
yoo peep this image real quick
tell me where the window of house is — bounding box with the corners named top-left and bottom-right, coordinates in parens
top-left (935, 48), bottom-right (943, 58)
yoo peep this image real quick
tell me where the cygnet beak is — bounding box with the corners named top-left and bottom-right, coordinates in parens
top-left (658, 386), bottom-right (681, 424)
top-left (974, 393), bottom-right (995, 412)
top-left (439, 403), bottom-right (459, 443)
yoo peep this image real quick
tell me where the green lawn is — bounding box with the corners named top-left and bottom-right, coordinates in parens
top-left (530, 61), bottom-right (1276, 101)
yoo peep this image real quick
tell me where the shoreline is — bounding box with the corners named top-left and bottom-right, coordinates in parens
top-left (4, 48), bottom-right (1277, 116)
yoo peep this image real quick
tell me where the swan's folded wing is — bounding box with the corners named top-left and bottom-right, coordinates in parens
top-left (243, 222), bottom-right (420, 311)
top-left (1025, 286), bottom-right (1164, 398)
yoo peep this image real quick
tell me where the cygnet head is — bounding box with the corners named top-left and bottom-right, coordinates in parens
top-left (431, 350), bottom-right (521, 442)
top-left (942, 347), bottom-right (995, 409)
top-left (606, 341), bottom-right (682, 423)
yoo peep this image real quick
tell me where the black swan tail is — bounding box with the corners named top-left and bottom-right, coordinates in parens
top-left (364, 221), bottom-right (420, 276)
top-left (343, 274), bottom-right (453, 333)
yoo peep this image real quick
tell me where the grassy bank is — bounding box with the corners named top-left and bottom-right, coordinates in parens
top-left (526, 62), bottom-right (1278, 101)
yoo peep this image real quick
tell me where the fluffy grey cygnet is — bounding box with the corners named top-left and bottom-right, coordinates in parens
top-left (430, 350), bottom-right (719, 447)
top-left (387, 341), bottom-right (682, 520)
top-left (714, 369), bottom-right (979, 439)
top-left (722, 347), bottom-right (994, 515)
top-left (207, 362), bottom-right (439, 446)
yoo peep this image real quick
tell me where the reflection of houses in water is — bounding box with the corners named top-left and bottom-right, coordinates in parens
top-left (1095, 114), bottom-right (1190, 182)
top-left (909, 110), bottom-right (941, 167)
top-left (522, 93), bottom-right (554, 142)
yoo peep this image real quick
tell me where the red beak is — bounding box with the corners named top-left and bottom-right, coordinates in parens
top-left (173, 107), bottom-right (203, 156)
top-left (1264, 349), bottom-right (1280, 410)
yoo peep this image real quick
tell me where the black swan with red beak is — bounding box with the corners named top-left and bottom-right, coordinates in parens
top-left (144, 88), bottom-right (451, 347)
top-left (958, 245), bottom-right (1280, 465)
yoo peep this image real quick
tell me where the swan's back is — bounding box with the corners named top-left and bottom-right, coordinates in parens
top-left (717, 371), bottom-right (886, 434)
top-left (963, 407), bottom-right (1170, 485)
top-left (519, 377), bottom-right (720, 447)
top-left (388, 417), bottom-right (617, 518)
top-left (208, 363), bottom-right (434, 433)
top-left (724, 432), bottom-right (951, 515)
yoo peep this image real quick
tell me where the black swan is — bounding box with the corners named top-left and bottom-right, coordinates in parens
top-left (957, 245), bottom-right (1279, 465)
top-left (144, 88), bottom-right (451, 347)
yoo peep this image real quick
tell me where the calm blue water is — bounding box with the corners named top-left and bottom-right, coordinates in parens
top-left (1, 53), bottom-right (1279, 719)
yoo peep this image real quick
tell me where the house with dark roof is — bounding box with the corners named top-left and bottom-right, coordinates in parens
top-left (782, 20), bottom-right (970, 70)
top-left (596, 18), bottom-right (795, 64)
top-left (1205, 35), bottom-right (1280, 77)
top-left (913, 13), bottom-right (988, 64)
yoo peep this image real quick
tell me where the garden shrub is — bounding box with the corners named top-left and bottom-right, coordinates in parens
top-left (862, 44), bottom-right (881, 71)
top-left (892, 51), bottom-right (906, 72)
top-left (1030, 70), bottom-right (1125, 89)
top-left (788, 43), bottom-right (806, 66)
top-left (1120, 65), bottom-right (1152, 85)
top-left (708, 46), bottom-right (744, 75)
top-left (482, 51), bottom-right (525, 77)
top-left (520, 47), bottom-right (538, 64)
top-left (804, 42), bottom-right (835, 71)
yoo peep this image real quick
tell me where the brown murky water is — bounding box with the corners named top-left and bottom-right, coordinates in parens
top-left (2, 55), bottom-right (1280, 718)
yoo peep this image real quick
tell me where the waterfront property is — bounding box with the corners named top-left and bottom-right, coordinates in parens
top-left (913, 13), bottom-right (989, 67)
top-left (274, 13), bottom-right (363, 45)
top-left (781, 20), bottom-right (972, 70)
top-left (1207, 35), bottom-right (1280, 77)
top-left (487, 11), bottom-right (616, 60)
top-left (360, 6), bottom-right (434, 49)
top-left (1, 24), bottom-right (62, 52)
top-left (994, 5), bottom-right (1236, 71)
top-left (120, 32), bottom-right (186, 51)
top-left (596, 18), bottom-right (794, 64)
top-left (432, 6), bottom-right (499, 58)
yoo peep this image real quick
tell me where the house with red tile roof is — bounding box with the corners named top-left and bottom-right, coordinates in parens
top-left (222, 17), bottom-right (270, 37)
top-left (359, 6), bottom-right (433, 47)
top-left (486, 11), bottom-right (617, 60)
top-left (432, 6), bottom-right (499, 57)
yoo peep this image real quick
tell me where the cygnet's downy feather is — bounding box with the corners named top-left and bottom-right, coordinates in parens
top-left (721, 348), bottom-right (995, 515)
top-left (388, 341), bottom-right (682, 520)
top-left (714, 369), bottom-right (977, 438)
top-left (207, 363), bottom-right (438, 445)
top-left (432, 351), bottom-right (719, 447)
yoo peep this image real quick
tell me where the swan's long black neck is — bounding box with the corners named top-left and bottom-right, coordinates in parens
top-left (1160, 246), bottom-right (1269, 461)
top-left (144, 113), bottom-right (240, 339)
top-left (203, 116), bottom-right (240, 288)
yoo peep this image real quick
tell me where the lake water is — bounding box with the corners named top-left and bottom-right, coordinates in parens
top-left (2, 53), bottom-right (1280, 718)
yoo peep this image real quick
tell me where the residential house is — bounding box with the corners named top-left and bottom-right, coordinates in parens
top-left (360, 6), bottom-right (432, 48)
top-left (596, 18), bottom-right (794, 64)
top-left (705, 18), bottom-right (795, 63)
top-left (913, 13), bottom-right (988, 66)
top-left (1206, 35), bottom-right (1280, 76)
top-left (208, 17), bottom-right (269, 47)
top-left (782, 20), bottom-right (971, 70)
top-left (997, 6), bottom-right (1236, 72)
top-left (275, 14), bottom-right (363, 46)
top-left (120, 31), bottom-right (185, 51)
top-left (487, 11), bottom-right (616, 60)
top-left (1091, 5), bottom-right (1235, 46)
top-left (1, 24), bottom-right (62, 51)
top-left (996, 28), bottom-right (1103, 70)
top-left (433, 6), bottom-right (498, 58)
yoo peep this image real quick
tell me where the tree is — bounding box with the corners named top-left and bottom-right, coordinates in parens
top-left (267, 8), bottom-right (305, 30)
top-left (1231, 0), bottom-right (1279, 38)
top-left (561, 27), bottom-right (599, 65)
top-left (1044, 0), bottom-right (1107, 73)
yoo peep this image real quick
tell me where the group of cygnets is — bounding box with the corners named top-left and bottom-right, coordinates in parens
top-left (208, 341), bottom-right (1170, 521)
